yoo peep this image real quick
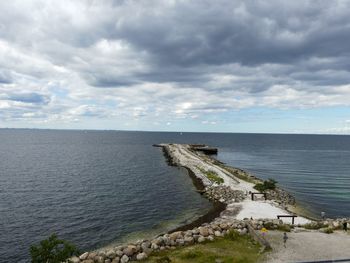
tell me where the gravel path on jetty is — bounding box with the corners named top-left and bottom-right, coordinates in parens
top-left (163, 143), bottom-right (309, 225)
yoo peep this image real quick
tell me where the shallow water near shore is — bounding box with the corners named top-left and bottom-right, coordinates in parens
top-left (1, 130), bottom-right (350, 261)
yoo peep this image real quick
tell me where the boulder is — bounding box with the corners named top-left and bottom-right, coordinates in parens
top-left (151, 243), bottom-right (159, 250)
top-left (219, 223), bottom-right (229, 230)
top-left (105, 259), bottom-right (111, 263)
top-left (111, 257), bottom-right (120, 263)
top-left (214, 231), bottom-right (222, 237)
top-left (176, 239), bottom-right (185, 246)
top-left (192, 228), bottom-right (200, 235)
top-left (79, 252), bottom-right (89, 260)
top-left (123, 245), bottom-right (137, 257)
top-left (199, 227), bottom-right (209, 237)
top-left (120, 255), bottom-right (129, 263)
top-left (95, 256), bottom-right (105, 263)
top-left (169, 231), bottom-right (183, 241)
top-left (115, 250), bottom-right (124, 257)
top-left (88, 252), bottom-right (97, 259)
top-left (82, 260), bottom-right (94, 263)
top-left (136, 252), bottom-right (148, 260)
top-left (198, 236), bottom-right (206, 243)
top-left (106, 249), bottom-right (116, 259)
top-left (70, 256), bottom-right (80, 263)
top-left (184, 236), bottom-right (194, 245)
top-left (208, 235), bottom-right (214, 241)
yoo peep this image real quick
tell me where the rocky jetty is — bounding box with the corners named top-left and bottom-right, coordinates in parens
top-left (204, 185), bottom-right (245, 203)
top-left (69, 144), bottom-right (318, 263)
top-left (69, 218), bottom-right (291, 263)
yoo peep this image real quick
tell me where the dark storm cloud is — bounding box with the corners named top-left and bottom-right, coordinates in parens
top-left (113, 1), bottom-right (350, 67)
top-left (66, 0), bottom-right (350, 93)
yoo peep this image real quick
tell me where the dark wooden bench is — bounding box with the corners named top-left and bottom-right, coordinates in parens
top-left (277, 215), bottom-right (298, 225)
top-left (251, 192), bottom-right (267, 201)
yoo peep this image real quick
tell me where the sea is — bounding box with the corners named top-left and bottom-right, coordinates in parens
top-left (1, 129), bottom-right (350, 262)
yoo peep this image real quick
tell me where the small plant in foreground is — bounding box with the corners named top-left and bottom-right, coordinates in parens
top-left (30, 234), bottom-right (78, 263)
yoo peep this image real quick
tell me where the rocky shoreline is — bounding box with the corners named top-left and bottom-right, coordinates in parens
top-left (69, 143), bottom-right (350, 263)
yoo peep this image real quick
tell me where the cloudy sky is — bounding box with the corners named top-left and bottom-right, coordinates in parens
top-left (1, 0), bottom-right (350, 133)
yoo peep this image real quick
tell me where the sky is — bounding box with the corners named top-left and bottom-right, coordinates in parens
top-left (1, 0), bottom-right (350, 134)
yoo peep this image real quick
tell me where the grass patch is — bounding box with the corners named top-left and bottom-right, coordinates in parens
top-left (143, 231), bottom-right (262, 263)
top-left (197, 167), bottom-right (224, 184)
top-left (218, 165), bottom-right (259, 184)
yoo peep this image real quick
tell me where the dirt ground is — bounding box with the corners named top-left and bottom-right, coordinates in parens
top-left (261, 229), bottom-right (350, 263)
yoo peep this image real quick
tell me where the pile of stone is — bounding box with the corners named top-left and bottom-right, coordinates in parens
top-left (204, 185), bottom-right (245, 203)
top-left (69, 218), bottom-right (291, 263)
top-left (266, 188), bottom-right (296, 205)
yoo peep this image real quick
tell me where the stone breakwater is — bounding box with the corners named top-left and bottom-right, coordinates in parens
top-left (69, 218), bottom-right (285, 263)
top-left (69, 143), bottom-right (339, 263)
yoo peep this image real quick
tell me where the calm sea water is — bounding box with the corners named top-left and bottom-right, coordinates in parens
top-left (1, 130), bottom-right (350, 262)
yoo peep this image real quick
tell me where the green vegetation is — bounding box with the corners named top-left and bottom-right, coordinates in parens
top-left (219, 165), bottom-right (258, 184)
top-left (323, 228), bottom-right (334, 234)
top-left (143, 230), bottom-right (262, 263)
top-left (276, 224), bottom-right (292, 232)
top-left (304, 222), bottom-right (328, 230)
top-left (198, 167), bottom-right (224, 184)
top-left (30, 234), bottom-right (79, 263)
top-left (254, 179), bottom-right (277, 192)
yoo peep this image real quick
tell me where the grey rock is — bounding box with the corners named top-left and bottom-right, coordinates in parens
top-left (184, 236), bottom-right (194, 244)
top-left (70, 256), bottom-right (80, 263)
top-left (198, 236), bottom-right (206, 243)
top-left (88, 252), bottom-right (97, 259)
top-left (199, 227), bottom-right (209, 237)
top-left (214, 231), bottom-right (222, 237)
top-left (136, 252), bottom-right (148, 260)
top-left (79, 252), bottom-right (89, 260)
top-left (120, 255), bottom-right (129, 263)
top-left (123, 245), bottom-right (137, 257)
top-left (115, 250), bottom-right (124, 257)
top-left (106, 249), bottom-right (116, 259)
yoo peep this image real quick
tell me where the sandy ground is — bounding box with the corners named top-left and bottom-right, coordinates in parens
top-left (262, 230), bottom-right (350, 263)
top-left (234, 200), bottom-right (310, 225)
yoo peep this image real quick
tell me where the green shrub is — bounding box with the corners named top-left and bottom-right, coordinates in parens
top-left (30, 234), bottom-right (78, 263)
top-left (277, 224), bottom-right (291, 232)
top-left (323, 228), bottom-right (334, 234)
top-left (304, 222), bottom-right (328, 230)
top-left (263, 222), bottom-right (275, 230)
top-left (254, 178), bottom-right (277, 192)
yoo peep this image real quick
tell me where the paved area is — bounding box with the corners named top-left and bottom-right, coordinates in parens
top-left (261, 230), bottom-right (350, 263)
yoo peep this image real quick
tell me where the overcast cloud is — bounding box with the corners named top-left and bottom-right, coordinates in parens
top-left (1, 0), bottom-right (350, 133)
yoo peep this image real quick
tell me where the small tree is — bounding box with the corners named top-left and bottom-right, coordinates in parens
top-left (30, 234), bottom-right (78, 263)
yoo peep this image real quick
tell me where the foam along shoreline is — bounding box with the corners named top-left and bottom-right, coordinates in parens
top-left (160, 143), bottom-right (310, 225)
